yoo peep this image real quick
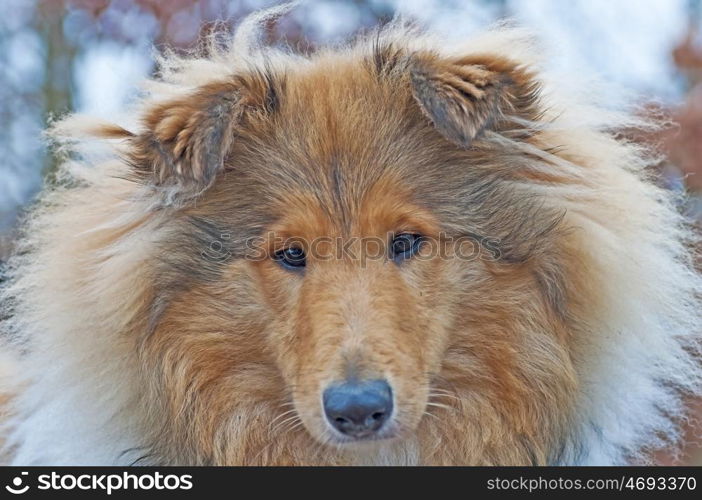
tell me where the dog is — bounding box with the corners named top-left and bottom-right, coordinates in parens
top-left (0, 5), bottom-right (700, 465)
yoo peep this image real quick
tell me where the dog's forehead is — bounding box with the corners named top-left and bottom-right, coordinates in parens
top-left (223, 59), bottom-right (434, 217)
top-left (214, 55), bottom-right (527, 240)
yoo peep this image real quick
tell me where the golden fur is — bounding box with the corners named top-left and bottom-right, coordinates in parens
top-left (1, 6), bottom-right (700, 465)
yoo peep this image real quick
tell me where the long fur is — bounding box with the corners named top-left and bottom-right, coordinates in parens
top-left (0, 7), bottom-right (700, 465)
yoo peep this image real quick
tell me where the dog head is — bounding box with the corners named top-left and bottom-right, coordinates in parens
top-left (124, 35), bottom-right (584, 465)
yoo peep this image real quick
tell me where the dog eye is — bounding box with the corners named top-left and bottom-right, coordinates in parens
top-left (274, 247), bottom-right (306, 270)
top-left (390, 233), bottom-right (423, 263)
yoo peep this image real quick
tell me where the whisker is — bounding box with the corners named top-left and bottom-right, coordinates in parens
top-left (284, 420), bottom-right (305, 434)
top-left (428, 390), bottom-right (461, 401)
top-left (425, 401), bottom-right (454, 411)
top-left (279, 414), bottom-right (304, 432)
top-left (271, 414), bottom-right (302, 434)
top-left (269, 408), bottom-right (298, 430)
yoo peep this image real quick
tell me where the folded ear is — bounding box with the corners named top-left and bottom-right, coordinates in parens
top-left (409, 53), bottom-right (538, 147)
top-left (131, 72), bottom-right (277, 197)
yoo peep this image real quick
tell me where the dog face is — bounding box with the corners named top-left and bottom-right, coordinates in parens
top-left (137, 48), bottom-right (579, 463)
top-left (252, 180), bottom-right (452, 445)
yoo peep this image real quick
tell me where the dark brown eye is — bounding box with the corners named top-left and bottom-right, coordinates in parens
top-left (274, 246), bottom-right (306, 271)
top-left (390, 233), bottom-right (423, 263)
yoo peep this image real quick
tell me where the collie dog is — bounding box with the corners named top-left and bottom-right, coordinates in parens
top-left (1, 6), bottom-right (701, 465)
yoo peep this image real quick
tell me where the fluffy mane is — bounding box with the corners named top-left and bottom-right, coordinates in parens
top-left (1, 5), bottom-right (701, 465)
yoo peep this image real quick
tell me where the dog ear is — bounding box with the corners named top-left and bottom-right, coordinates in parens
top-left (131, 72), bottom-right (278, 197)
top-left (409, 54), bottom-right (537, 147)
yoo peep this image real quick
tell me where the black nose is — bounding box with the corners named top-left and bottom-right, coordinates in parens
top-left (323, 379), bottom-right (393, 438)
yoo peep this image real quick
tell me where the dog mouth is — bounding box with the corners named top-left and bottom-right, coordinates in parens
top-left (325, 425), bottom-right (399, 444)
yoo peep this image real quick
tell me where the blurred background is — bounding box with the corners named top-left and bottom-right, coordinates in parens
top-left (1, 0), bottom-right (701, 464)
